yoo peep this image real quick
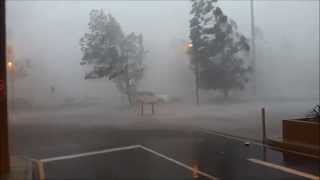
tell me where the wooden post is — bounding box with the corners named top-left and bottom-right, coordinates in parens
top-left (140, 102), bottom-right (144, 116)
top-left (0, 0), bottom-right (10, 174)
top-left (151, 103), bottom-right (155, 115)
top-left (261, 107), bottom-right (267, 144)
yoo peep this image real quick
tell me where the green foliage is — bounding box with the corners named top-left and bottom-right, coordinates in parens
top-left (189, 0), bottom-right (251, 97)
top-left (80, 9), bottom-right (124, 66)
top-left (307, 104), bottom-right (320, 121)
top-left (80, 9), bottom-right (145, 104)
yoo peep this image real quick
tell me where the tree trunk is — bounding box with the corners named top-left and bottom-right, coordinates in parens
top-left (223, 89), bottom-right (229, 99)
top-left (126, 91), bottom-right (132, 105)
top-left (124, 64), bottom-right (132, 105)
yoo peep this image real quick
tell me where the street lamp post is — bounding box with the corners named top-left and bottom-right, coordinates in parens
top-left (187, 42), bottom-right (199, 105)
top-left (7, 61), bottom-right (15, 112)
top-left (7, 43), bottom-right (16, 119)
top-left (195, 58), bottom-right (200, 105)
top-left (250, 0), bottom-right (257, 96)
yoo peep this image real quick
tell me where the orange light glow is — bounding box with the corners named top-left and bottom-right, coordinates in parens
top-left (7, 61), bottom-right (14, 69)
top-left (192, 161), bottom-right (199, 179)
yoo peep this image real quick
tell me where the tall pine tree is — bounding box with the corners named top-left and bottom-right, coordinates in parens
top-left (189, 0), bottom-right (251, 98)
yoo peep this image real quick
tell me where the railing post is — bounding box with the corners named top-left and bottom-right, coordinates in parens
top-left (261, 107), bottom-right (267, 144)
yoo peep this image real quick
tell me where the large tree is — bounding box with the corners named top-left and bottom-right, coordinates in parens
top-left (80, 9), bottom-right (145, 104)
top-left (189, 0), bottom-right (251, 98)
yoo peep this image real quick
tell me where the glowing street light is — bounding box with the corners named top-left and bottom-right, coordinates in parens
top-left (7, 45), bottom-right (15, 71)
top-left (187, 42), bottom-right (193, 48)
top-left (7, 61), bottom-right (14, 69)
top-left (6, 60), bottom-right (15, 111)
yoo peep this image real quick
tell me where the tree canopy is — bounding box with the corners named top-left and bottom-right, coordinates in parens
top-left (189, 0), bottom-right (251, 97)
top-left (80, 9), bottom-right (145, 104)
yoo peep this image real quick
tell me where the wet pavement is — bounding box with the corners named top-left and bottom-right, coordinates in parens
top-left (37, 147), bottom-right (212, 180)
top-left (26, 123), bottom-right (319, 180)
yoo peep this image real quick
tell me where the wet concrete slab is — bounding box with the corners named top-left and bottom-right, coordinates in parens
top-left (30, 126), bottom-right (319, 180)
top-left (139, 130), bottom-right (319, 180)
top-left (35, 147), bottom-right (213, 180)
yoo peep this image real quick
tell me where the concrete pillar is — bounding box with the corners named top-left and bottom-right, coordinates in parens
top-left (0, 0), bottom-right (10, 175)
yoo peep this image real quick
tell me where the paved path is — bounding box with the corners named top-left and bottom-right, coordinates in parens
top-left (23, 123), bottom-right (319, 180)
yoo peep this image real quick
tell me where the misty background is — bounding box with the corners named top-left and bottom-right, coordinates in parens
top-left (6, 0), bottom-right (319, 106)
